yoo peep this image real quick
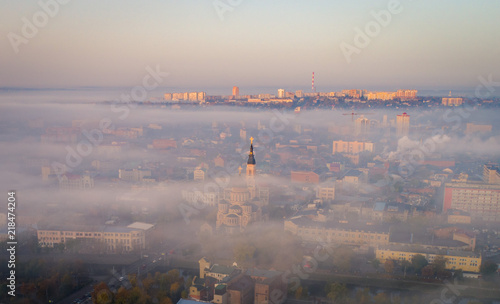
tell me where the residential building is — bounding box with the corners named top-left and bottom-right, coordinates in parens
top-left (277, 89), bottom-right (285, 99)
top-left (442, 97), bottom-right (463, 106)
top-left (443, 182), bottom-right (500, 222)
top-left (291, 171), bottom-right (320, 184)
top-left (396, 112), bottom-right (410, 137)
top-left (483, 164), bottom-right (500, 185)
top-left (37, 222), bottom-right (154, 253)
top-left (376, 245), bottom-right (481, 273)
top-left (332, 140), bottom-right (374, 154)
top-left (284, 217), bottom-right (390, 247)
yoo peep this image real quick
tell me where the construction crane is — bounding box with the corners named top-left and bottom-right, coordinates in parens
top-left (342, 112), bottom-right (374, 121)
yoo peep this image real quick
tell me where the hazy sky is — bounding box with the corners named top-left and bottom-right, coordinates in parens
top-left (1, 0), bottom-right (499, 92)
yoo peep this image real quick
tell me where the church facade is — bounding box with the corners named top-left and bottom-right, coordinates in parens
top-left (216, 139), bottom-right (269, 233)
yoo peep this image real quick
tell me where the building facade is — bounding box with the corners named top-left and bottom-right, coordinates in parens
top-left (443, 182), bottom-right (500, 222)
top-left (37, 222), bottom-right (154, 253)
top-left (396, 112), bottom-right (410, 137)
top-left (376, 245), bottom-right (481, 273)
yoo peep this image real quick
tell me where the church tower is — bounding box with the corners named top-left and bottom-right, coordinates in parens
top-left (246, 137), bottom-right (256, 188)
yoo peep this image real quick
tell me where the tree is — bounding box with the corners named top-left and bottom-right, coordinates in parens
top-left (233, 243), bottom-right (256, 267)
top-left (91, 282), bottom-right (113, 304)
top-left (453, 269), bottom-right (464, 281)
top-left (384, 260), bottom-right (395, 274)
top-left (181, 290), bottom-right (188, 299)
top-left (295, 286), bottom-right (304, 299)
top-left (166, 269), bottom-right (181, 284)
top-left (371, 258), bottom-right (380, 269)
top-left (411, 254), bottom-right (428, 274)
top-left (374, 292), bottom-right (390, 304)
top-left (355, 288), bottom-right (371, 304)
top-left (432, 256), bottom-right (448, 274)
top-left (421, 265), bottom-right (435, 278)
top-left (480, 260), bottom-right (498, 276)
top-left (326, 282), bottom-right (348, 302)
top-left (332, 247), bottom-right (354, 272)
top-left (160, 297), bottom-right (173, 304)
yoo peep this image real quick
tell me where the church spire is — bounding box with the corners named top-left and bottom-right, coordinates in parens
top-left (247, 137), bottom-right (256, 165)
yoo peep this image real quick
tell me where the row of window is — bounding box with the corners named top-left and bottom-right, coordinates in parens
top-left (39, 231), bottom-right (141, 238)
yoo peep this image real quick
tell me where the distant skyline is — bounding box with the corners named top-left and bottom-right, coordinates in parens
top-left (1, 0), bottom-right (499, 90)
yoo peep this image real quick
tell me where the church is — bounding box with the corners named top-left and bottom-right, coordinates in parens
top-left (216, 138), bottom-right (269, 233)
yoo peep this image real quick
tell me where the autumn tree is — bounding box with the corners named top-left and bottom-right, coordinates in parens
top-left (91, 282), bottom-right (113, 304)
top-left (384, 259), bottom-right (395, 274)
top-left (421, 265), bottom-right (435, 278)
top-left (325, 282), bottom-right (348, 302)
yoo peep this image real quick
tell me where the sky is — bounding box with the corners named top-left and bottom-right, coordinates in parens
top-left (1, 0), bottom-right (499, 93)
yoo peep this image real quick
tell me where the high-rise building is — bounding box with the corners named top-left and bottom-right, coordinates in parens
top-left (396, 112), bottom-right (410, 137)
top-left (354, 115), bottom-right (370, 136)
top-left (442, 98), bottom-right (463, 106)
top-left (232, 86), bottom-right (239, 97)
top-left (277, 89), bottom-right (285, 99)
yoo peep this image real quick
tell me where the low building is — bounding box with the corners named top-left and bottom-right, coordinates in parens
top-left (37, 222), bottom-right (155, 253)
top-left (447, 209), bottom-right (472, 224)
top-left (376, 245), bottom-right (481, 273)
top-left (284, 217), bottom-right (390, 247)
top-left (291, 171), bottom-right (319, 184)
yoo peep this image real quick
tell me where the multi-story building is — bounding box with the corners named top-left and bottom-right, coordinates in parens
top-left (152, 138), bottom-right (177, 149)
top-left (442, 97), bottom-right (463, 106)
top-left (466, 123), bottom-right (492, 134)
top-left (58, 173), bottom-right (94, 190)
top-left (396, 112), bottom-right (410, 137)
top-left (332, 140), bottom-right (373, 154)
top-left (375, 245), bottom-right (481, 273)
top-left (284, 217), bottom-right (390, 247)
top-left (316, 182), bottom-right (335, 201)
top-left (118, 168), bottom-right (151, 182)
top-left (164, 92), bottom-right (206, 102)
top-left (246, 269), bottom-right (287, 304)
top-left (443, 182), bottom-right (500, 222)
top-left (396, 89), bottom-right (418, 99)
top-left (354, 116), bottom-right (370, 137)
top-left (365, 91), bottom-right (396, 101)
top-left (41, 127), bottom-right (80, 144)
top-left (483, 164), bottom-right (500, 185)
top-left (233, 86), bottom-right (240, 97)
top-left (341, 89), bottom-right (364, 98)
top-left (37, 222), bottom-right (154, 253)
top-left (277, 89), bottom-right (285, 99)
top-left (290, 171), bottom-right (320, 184)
